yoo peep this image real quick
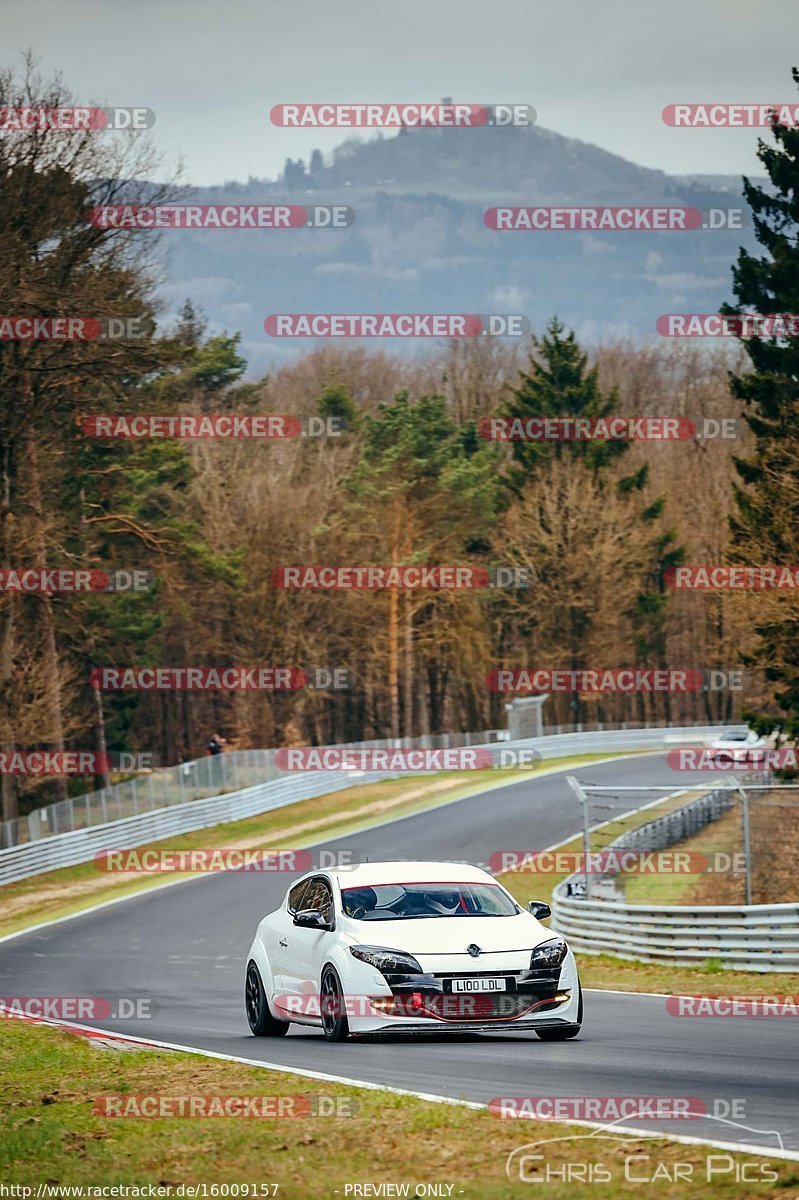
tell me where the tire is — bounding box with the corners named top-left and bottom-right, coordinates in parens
top-left (536, 984), bottom-right (583, 1041)
top-left (320, 965), bottom-right (350, 1042)
top-left (245, 961), bottom-right (289, 1037)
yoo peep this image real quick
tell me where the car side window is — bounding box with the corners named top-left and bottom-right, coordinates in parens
top-left (287, 880), bottom-right (309, 914)
top-left (301, 876), bottom-right (334, 922)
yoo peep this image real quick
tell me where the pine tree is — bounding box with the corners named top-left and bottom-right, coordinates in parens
top-left (502, 318), bottom-right (628, 486)
top-left (498, 319), bottom-right (682, 725)
top-left (725, 74), bottom-right (799, 742)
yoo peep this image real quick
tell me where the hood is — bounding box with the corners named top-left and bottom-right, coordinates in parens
top-left (343, 911), bottom-right (551, 957)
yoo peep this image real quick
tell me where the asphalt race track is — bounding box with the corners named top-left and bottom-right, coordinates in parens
top-left (2, 753), bottom-right (797, 1157)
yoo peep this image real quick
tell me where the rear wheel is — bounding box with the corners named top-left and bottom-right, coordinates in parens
top-left (536, 984), bottom-right (583, 1041)
top-left (320, 966), bottom-right (350, 1042)
top-left (246, 962), bottom-right (289, 1036)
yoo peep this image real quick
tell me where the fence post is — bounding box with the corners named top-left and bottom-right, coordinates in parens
top-left (734, 781), bottom-right (753, 905)
top-left (567, 775), bottom-right (592, 900)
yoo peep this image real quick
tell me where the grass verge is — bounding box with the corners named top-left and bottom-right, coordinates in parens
top-left (1, 1020), bottom-right (795, 1197)
top-left (573, 954), bottom-right (799, 997)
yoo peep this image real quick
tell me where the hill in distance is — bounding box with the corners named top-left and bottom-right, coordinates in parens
top-left (154, 118), bottom-right (757, 376)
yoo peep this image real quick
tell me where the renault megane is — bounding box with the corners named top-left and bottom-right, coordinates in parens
top-left (244, 860), bottom-right (583, 1042)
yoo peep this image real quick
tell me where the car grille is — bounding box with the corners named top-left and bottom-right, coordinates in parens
top-left (428, 994), bottom-right (535, 1021)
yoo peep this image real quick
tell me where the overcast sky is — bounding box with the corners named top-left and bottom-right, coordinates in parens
top-left (4, 0), bottom-right (798, 185)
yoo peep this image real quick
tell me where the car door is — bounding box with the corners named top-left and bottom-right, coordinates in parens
top-left (266, 878), bottom-right (310, 1016)
top-left (281, 874), bottom-right (336, 1017)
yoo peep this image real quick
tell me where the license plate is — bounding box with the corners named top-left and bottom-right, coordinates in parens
top-left (450, 977), bottom-right (507, 993)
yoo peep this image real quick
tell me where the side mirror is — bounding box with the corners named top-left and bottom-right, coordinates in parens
top-left (293, 908), bottom-right (332, 931)
top-left (527, 901), bottom-right (551, 920)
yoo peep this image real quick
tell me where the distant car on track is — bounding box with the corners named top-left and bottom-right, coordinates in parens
top-left (709, 727), bottom-right (768, 764)
top-left (245, 860), bottom-right (582, 1042)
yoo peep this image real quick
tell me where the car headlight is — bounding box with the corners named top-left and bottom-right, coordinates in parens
top-left (530, 938), bottom-right (568, 968)
top-left (350, 946), bottom-right (423, 974)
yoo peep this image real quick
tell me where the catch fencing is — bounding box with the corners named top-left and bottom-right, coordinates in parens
top-left (551, 773), bottom-right (799, 972)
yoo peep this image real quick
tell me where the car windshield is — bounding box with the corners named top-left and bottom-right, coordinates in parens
top-left (340, 882), bottom-right (519, 920)
top-left (721, 729), bottom-right (748, 741)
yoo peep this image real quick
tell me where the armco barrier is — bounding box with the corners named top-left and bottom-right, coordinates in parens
top-left (0, 724), bottom-right (727, 887)
top-left (0, 769), bottom-right (383, 887)
top-left (549, 767), bottom-right (799, 971)
top-left (551, 889), bottom-right (799, 973)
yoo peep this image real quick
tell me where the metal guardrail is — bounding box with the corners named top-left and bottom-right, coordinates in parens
top-left (0, 768), bottom-right (390, 888)
top-left (0, 724), bottom-right (728, 888)
top-left (551, 773), bottom-right (799, 972)
top-left (551, 891), bottom-right (799, 973)
top-left (1, 749), bottom-right (277, 849)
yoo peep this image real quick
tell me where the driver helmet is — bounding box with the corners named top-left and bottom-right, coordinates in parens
top-left (428, 889), bottom-right (461, 915)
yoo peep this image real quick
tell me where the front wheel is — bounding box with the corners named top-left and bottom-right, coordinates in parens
top-left (246, 962), bottom-right (289, 1036)
top-left (536, 984), bottom-right (583, 1041)
top-left (320, 966), bottom-right (350, 1042)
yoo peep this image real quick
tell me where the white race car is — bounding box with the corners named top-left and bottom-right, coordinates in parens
top-left (245, 860), bottom-right (582, 1042)
top-left (709, 727), bottom-right (769, 764)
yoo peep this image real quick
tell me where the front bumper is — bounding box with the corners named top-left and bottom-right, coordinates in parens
top-left (357, 1016), bottom-right (578, 1037)
top-left (344, 963), bottom-right (579, 1033)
